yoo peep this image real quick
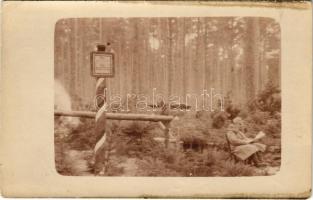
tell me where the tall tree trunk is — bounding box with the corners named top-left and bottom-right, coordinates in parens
top-left (244, 18), bottom-right (260, 102)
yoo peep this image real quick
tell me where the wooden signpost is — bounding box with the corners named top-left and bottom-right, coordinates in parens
top-left (91, 44), bottom-right (114, 175)
top-left (55, 44), bottom-right (174, 175)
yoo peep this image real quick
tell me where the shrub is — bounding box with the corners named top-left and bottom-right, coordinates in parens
top-left (264, 118), bottom-right (281, 137)
top-left (207, 148), bottom-right (229, 162)
top-left (136, 157), bottom-right (181, 176)
top-left (246, 111), bottom-right (271, 125)
top-left (112, 120), bottom-right (162, 159)
top-left (170, 150), bottom-right (215, 176)
top-left (162, 149), bottom-right (232, 177)
top-left (119, 120), bottom-right (155, 139)
top-left (162, 151), bottom-right (177, 164)
top-left (54, 134), bottom-right (73, 175)
top-left (248, 82), bottom-right (281, 114)
top-left (211, 111), bottom-right (228, 129)
top-left (196, 110), bottom-right (211, 120)
top-left (66, 118), bottom-right (96, 150)
top-left (237, 108), bottom-right (249, 119)
top-left (216, 160), bottom-right (256, 176)
top-left (179, 127), bottom-right (208, 152)
top-left (224, 94), bottom-right (241, 120)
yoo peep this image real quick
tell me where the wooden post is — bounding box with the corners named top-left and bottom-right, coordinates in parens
top-left (90, 44), bottom-right (115, 175)
top-left (164, 122), bottom-right (170, 148)
top-left (93, 77), bottom-right (108, 175)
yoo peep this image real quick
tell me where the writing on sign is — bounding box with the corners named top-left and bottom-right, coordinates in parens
top-left (90, 52), bottom-right (114, 77)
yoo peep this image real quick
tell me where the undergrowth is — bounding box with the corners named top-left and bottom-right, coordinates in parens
top-left (55, 82), bottom-right (281, 176)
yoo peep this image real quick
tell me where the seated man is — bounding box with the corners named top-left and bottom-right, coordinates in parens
top-left (226, 117), bottom-right (266, 167)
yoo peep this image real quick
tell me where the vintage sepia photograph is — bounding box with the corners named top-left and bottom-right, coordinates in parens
top-left (54, 17), bottom-right (281, 177)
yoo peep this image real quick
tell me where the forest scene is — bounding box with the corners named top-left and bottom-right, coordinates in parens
top-left (54, 17), bottom-right (281, 176)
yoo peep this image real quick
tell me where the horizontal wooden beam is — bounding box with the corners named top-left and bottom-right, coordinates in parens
top-left (55, 110), bottom-right (95, 118)
top-left (106, 112), bottom-right (174, 122)
top-left (54, 110), bottom-right (174, 122)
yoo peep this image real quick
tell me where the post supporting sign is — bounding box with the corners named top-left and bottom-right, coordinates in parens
top-left (91, 44), bottom-right (114, 175)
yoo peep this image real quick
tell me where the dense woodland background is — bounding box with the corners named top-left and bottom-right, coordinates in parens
top-left (55, 17), bottom-right (281, 176)
top-left (54, 17), bottom-right (280, 110)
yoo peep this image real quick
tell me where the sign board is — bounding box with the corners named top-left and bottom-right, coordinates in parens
top-left (90, 52), bottom-right (114, 77)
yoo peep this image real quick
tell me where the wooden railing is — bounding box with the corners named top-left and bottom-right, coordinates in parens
top-left (54, 110), bottom-right (174, 121)
top-left (54, 110), bottom-right (174, 147)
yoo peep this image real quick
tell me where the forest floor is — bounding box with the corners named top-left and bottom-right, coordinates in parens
top-left (55, 110), bottom-right (281, 177)
top-left (56, 147), bottom-right (280, 177)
